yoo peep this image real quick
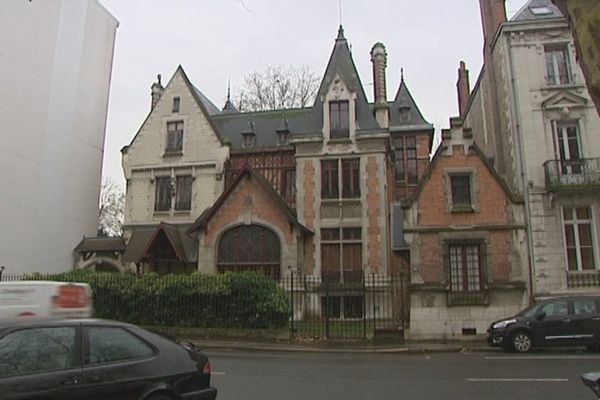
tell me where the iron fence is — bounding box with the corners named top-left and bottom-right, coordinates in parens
top-left (0, 271), bottom-right (408, 341)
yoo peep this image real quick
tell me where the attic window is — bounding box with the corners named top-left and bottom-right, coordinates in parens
top-left (242, 133), bottom-right (256, 148)
top-left (172, 97), bottom-right (180, 113)
top-left (399, 107), bottom-right (411, 123)
top-left (530, 6), bottom-right (552, 15)
top-left (278, 131), bottom-right (289, 145)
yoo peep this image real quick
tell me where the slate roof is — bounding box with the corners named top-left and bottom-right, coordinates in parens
top-left (511, 0), bottom-right (563, 22)
top-left (388, 76), bottom-right (433, 131)
top-left (74, 237), bottom-right (126, 253)
top-left (192, 85), bottom-right (221, 115)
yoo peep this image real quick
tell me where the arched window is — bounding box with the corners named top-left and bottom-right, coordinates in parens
top-left (217, 225), bottom-right (281, 279)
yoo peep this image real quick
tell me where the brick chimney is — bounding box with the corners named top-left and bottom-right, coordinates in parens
top-left (457, 61), bottom-right (471, 117)
top-left (370, 42), bottom-right (389, 128)
top-left (151, 74), bottom-right (164, 110)
top-left (479, 0), bottom-right (506, 63)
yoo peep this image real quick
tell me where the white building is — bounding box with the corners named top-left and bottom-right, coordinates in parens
top-left (0, 0), bottom-right (118, 274)
top-left (462, 0), bottom-right (600, 297)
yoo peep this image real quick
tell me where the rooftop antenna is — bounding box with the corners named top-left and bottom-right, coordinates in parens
top-left (227, 77), bottom-right (231, 102)
top-left (338, 0), bottom-right (343, 26)
top-left (400, 68), bottom-right (404, 83)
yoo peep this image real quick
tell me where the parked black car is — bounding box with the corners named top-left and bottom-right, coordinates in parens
top-left (0, 318), bottom-right (217, 399)
top-left (487, 296), bottom-right (600, 353)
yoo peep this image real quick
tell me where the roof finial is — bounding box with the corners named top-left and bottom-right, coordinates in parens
top-left (339, 0), bottom-right (343, 27)
top-left (337, 25), bottom-right (345, 40)
top-left (227, 77), bottom-right (231, 102)
top-left (157, 74), bottom-right (162, 86)
top-left (400, 68), bottom-right (404, 83)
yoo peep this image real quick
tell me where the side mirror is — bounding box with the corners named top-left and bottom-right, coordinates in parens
top-left (535, 311), bottom-right (547, 321)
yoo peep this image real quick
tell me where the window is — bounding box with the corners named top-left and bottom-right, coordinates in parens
top-left (450, 174), bottom-right (472, 207)
top-left (321, 160), bottom-right (339, 199)
top-left (282, 169), bottom-right (296, 198)
top-left (329, 100), bottom-right (349, 138)
top-left (242, 133), bottom-right (256, 148)
top-left (154, 177), bottom-right (172, 211)
top-left (563, 206), bottom-right (596, 271)
top-left (545, 44), bottom-right (572, 85)
top-left (321, 158), bottom-right (360, 199)
top-left (175, 176), bottom-right (193, 211)
top-left (554, 121), bottom-right (582, 175)
top-left (166, 121), bottom-right (184, 152)
top-left (448, 242), bottom-right (483, 293)
top-left (86, 327), bottom-right (155, 365)
top-left (539, 299), bottom-right (568, 317)
top-left (278, 131), bottom-right (289, 145)
top-left (573, 298), bottom-right (597, 315)
top-left (321, 227), bottom-right (362, 282)
top-left (0, 327), bottom-right (76, 377)
top-left (393, 136), bottom-right (417, 183)
top-left (172, 97), bottom-right (180, 113)
top-left (217, 225), bottom-right (281, 279)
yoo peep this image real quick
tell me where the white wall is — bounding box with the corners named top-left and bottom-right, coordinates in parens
top-left (0, 0), bottom-right (118, 274)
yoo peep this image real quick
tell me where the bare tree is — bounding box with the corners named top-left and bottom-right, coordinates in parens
top-left (237, 65), bottom-right (320, 112)
top-left (98, 178), bottom-right (125, 237)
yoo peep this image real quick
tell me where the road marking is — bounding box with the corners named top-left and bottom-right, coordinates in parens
top-left (485, 355), bottom-right (600, 360)
top-left (212, 371), bottom-right (226, 376)
top-left (466, 378), bottom-right (568, 382)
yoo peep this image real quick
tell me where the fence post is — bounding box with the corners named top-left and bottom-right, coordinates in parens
top-left (0, 266), bottom-right (4, 282)
top-left (290, 271), bottom-right (294, 339)
top-left (372, 273), bottom-right (376, 333)
top-left (325, 279), bottom-right (329, 339)
top-left (362, 270), bottom-right (366, 340)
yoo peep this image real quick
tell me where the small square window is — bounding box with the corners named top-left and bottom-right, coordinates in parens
top-left (450, 174), bottom-right (472, 207)
top-left (172, 97), bottom-right (180, 113)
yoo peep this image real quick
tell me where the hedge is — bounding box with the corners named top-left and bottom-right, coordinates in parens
top-left (29, 270), bottom-right (290, 329)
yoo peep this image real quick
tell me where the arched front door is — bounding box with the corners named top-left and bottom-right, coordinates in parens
top-left (217, 225), bottom-right (281, 279)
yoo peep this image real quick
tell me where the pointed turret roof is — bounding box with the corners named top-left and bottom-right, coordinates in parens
top-left (309, 26), bottom-right (380, 133)
top-left (389, 71), bottom-right (433, 130)
top-left (221, 80), bottom-right (239, 113)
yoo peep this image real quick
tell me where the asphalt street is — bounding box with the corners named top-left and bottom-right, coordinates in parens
top-left (206, 349), bottom-right (600, 400)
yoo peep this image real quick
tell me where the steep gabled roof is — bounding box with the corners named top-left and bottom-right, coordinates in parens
top-left (511, 0), bottom-right (563, 22)
top-left (122, 222), bottom-right (197, 263)
top-left (74, 237), bottom-right (125, 253)
top-left (304, 26), bottom-right (380, 135)
top-left (187, 166), bottom-right (312, 235)
top-left (389, 76), bottom-right (433, 130)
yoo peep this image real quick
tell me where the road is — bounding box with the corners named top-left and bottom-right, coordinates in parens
top-left (206, 349), bottom-right (600, 400)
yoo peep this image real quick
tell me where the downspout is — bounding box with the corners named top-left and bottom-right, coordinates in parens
top-left (506, 32), bottom-right (536, 305)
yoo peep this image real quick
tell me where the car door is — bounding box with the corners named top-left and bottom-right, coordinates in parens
top-left (0, 324), bottom-right (84, 400)
top-left (80, 325), bottom-right (159, 400)
top-left (531, 299), bottom-right (572, 346)
top-left (570, 297), bottom-right (600, 345)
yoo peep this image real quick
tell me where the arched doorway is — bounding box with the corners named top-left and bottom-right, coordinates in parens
top-left (217, 225), bottom-right (281, 279)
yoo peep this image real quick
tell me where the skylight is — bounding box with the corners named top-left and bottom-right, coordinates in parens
top-left (530, 6), bottom-right (552, 16)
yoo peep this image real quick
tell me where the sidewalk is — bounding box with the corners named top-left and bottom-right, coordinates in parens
top-left (189, 338), bottom-right (497, 354)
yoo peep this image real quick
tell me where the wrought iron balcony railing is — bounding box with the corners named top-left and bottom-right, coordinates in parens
top-left (544, 158), bottom-right (600, 191)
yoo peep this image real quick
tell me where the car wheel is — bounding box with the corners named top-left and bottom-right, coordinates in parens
top-left (511, 331), bottom-right (532, 353)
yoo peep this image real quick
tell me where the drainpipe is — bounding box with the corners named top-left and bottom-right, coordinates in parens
top-left (506, 34), bottom-right (536, 305)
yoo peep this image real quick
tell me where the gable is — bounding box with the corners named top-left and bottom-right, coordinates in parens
top-left (124, 66), bottom-right (227, 168)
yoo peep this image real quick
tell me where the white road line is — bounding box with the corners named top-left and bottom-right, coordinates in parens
top-left (485, 355), bottom-right (600, 360)
top-left (466, 378), bottom-right (568, 382)
top-left (212, 371), bottom-right (226, 376)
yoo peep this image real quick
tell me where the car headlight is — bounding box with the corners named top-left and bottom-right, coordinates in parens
top-left (493, 318), bottom-right (517, 329)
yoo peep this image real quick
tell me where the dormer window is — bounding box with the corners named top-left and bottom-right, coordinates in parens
top-left (329, 100), bottom-right (349, 138)
top-left (242, 132), bottom-right (256, 148)
top-left (399, 107), bottom-right (411, 123)
top-left (172, 97), bottom-right (180, 113)
top-left (277, 130), bottom-right (289, 145)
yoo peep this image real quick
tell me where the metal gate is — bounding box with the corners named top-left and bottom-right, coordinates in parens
top-left (287, 272), bottom-right (407, 341)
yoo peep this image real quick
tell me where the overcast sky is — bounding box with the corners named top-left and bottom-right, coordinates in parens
top-left (100, 0), bottom-right (527, 188)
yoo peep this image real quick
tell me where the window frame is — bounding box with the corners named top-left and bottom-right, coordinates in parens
top-left (329, 100), bottom-right (350, 138)
top-left (321, 158), bottom-right (361, 200)
top-left (166, 121), bottom-right (184, 153)
top-left (447, 241), bottom-right (485, 293)
top-left (320, 227), bottom-right (362, 283)
top-left (553, 120), bottom-right (582, 175)
top-left (450, 173), bottom-right (473, 210)
top-left (393, 135), bottom-right (418, 184)
top-left (562, 206), bottom-right (597, 271)
top-left (154, 176), bottom-right (172, 212)
top-left (544, 43), bottom-right (572, 86)
top-left (172, 97), bottom-right (180, 113)
top-left (174, 175), bottom-right (193, 211)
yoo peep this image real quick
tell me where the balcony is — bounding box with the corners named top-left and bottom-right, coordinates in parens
top-left (567, 271), bottom-right (600, 288)
top-left (544, 158), bottom-right (600, 192)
